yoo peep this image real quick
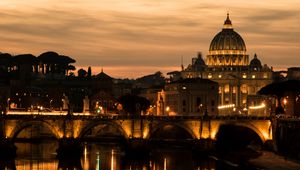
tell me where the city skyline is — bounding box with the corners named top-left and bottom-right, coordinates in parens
top-left (0, 0), bottom-right (300, 78)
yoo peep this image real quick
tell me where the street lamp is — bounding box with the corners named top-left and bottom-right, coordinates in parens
top-left (199, 104), bottom-right (203, 115)
top-left (6, 98), bottom-right (10, 112)
top-left (283, 98), bottom-right (288, 112)
top-left (165, 106), bottom-right (170, 116)
top-left (49, 99), bottom-right (53, 110)
top-left (283, 98), bottom-right (287, 105)
top-left (165, 106), bottom-right (170, 112)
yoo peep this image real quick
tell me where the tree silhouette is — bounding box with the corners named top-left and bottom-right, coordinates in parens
top-left (118, 94), bottom-right (150, 115)
top-left (0, 53), bottom-right (12, 82)
top-left (77, 69), bottom-right (87, 78)
top-left (87, 66), bottom-right (92, 78)
top-left (67, 65), bottom-right (76, 75)
top-left (38, 51), bottom-right (76, 75)
top-left (12, 54), bottom-right (37, 80)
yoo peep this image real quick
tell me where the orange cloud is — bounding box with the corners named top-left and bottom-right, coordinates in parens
top-left (0, 0), bottom-right (299, 78)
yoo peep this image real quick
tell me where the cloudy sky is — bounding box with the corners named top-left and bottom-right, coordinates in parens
top-left (0, 0), bottom-right (299, 78)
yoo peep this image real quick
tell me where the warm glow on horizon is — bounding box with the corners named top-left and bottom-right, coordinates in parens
top-left (77, 66), bottom-right (180, 78)
top-left (0, 0), bottom-right (300, 78)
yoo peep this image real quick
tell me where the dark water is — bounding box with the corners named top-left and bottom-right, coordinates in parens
top-left (1, 141), bottom-right (255, 170)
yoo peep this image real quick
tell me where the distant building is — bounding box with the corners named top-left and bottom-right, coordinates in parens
top-left (156, 78), bottom-right (218, 116)
top-left (287, 67), bottom-right (300, 80)
top-left (134, 71), bottom-right (165, 89)
top-left (181, 14), bottom-right (273, 114)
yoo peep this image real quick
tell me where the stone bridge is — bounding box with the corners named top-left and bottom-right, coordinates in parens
top-left (0, 114), bottom-right (272, 144)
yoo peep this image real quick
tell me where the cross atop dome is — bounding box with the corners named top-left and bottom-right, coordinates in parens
top-left (223, 12), bottom-right (233, 29)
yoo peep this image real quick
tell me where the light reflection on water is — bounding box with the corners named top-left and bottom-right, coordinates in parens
top-left (6, 141), bottom-right (217, 170)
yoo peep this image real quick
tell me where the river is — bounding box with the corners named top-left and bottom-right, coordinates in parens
top-left (1, 141), bottom-right (259, 170)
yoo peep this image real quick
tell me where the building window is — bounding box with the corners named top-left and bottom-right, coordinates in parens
top-left (242, 99), bottom-right (247, 104)
top-left (182, 100), bottom-right (186, 106)
top-left (224, 84), bottom-right (230, 93)
top-left (242, 74), bottom-right (247, 78)
top-left (196, 97), bottom-right (201, 107)
top-left (218, 74), bottom-right (222, 78)
top-left (252, 75), bottom-right (256, 79)
top-left (183, 108), bottom-right (186, 112)
top-left (241, 84), bottom-right (248, 94)
top-left (219, 87), bottom-right (222, 94)
top-left (225, 98), bottom-right (229, 103)
top-left (211, 100), bottom-right (215, 106)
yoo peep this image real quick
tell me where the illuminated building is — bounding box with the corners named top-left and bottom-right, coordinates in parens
top-left (181, 14), bottom-right (273, 113)
top-left (157, 78), bottom-right (218, 116)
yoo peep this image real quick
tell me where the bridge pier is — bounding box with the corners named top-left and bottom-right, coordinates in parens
top-left (0, 117), bottom-right (16, 159)
top-left (0, 138), bottom-right (17, 160)
top-left (56, 137), bottom-right (83, 160)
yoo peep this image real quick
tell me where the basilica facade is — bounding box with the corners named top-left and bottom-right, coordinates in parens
top-left (181, 14), bottom-right (274, 115)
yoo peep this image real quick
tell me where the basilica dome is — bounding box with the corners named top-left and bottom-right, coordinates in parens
top-left (206, 14), bottom-right (249, 66)
top-left (209, 14), bottom-right (246, 53)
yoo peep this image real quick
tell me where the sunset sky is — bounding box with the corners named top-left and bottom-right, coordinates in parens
top-left (0, 0), bottom-right (299, 78)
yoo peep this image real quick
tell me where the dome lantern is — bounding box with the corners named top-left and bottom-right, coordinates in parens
top-left (223, 13), bottom-right (233, 29)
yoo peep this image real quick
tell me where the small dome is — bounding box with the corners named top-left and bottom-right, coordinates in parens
top-left (250, 54), bottom-right (262, 68)
top-left (96, 69), bottom-right (113, 79)
top-left (209, 13), bottom-right (246, 52)
top-left (192, 52), bottom-right (206, 71)
top-left (194, 52), bottom-right (206, 66)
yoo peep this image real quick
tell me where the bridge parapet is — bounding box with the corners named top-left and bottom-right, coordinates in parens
top-left (0, 114), bottom-right (272, 146)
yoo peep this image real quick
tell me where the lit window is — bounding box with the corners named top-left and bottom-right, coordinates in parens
top-left (242, 99), bottom-right (247, 104)
top-left (218, 75), bottom-right (222, 78)
top-left (241, 84), bottom-right (248, 93)
top-left (242, 74), bottom-right (247, 78)
top-left (208, 73), bottom-right (212, 79)
top-left (263, 74), bottom-right (268, 78)
top-left (182, 86), bottom-right (186, 90)
top-left (252, 75), bottom-right (256, 79)
top-left (232, 87), bottom-right (236, 93)
top-left (224, 84), bottom-right (230, 93)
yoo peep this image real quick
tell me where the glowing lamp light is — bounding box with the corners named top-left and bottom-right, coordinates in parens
top-left (249, 103), bottom-right (266, 110)
top-left (218, 104), bottom-right (235, 109)
top-left (283, 98), bottom-right (287, 105)
top-left (165, 106), bottom-right (170, 112)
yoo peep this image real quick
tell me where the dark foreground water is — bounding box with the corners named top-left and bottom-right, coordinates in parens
top-left (1, 141), bottom-right (258, 170)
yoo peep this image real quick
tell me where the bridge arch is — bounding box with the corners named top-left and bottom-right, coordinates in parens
top-left (9, 120), bottom-right (62, 141)
top-left (217, 121), bottom-right (269, 143)
top-left (78, 120), bottom-right (128, 139)
top-left (146, 122), bottom-right (197, 140)
top-left (215, 122), bottom-right (265, 151)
